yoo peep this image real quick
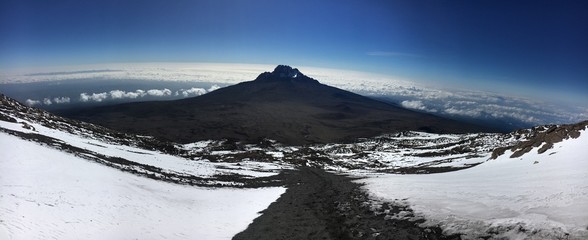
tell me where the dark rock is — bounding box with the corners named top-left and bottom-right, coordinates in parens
top-left (491, 120), bottom-right (588, 159)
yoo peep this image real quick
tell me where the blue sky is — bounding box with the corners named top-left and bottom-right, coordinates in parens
top-left (1, 0), bottom-right (587, 100)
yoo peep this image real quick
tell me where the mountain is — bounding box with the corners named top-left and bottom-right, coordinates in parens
top-left (3, 91), bottom-right (588, 239)
top-left (61, 65), bottom-right (492, 145)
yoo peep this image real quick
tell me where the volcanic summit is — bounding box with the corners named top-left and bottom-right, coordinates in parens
top-left (63, 65), bottom-right (490, 144)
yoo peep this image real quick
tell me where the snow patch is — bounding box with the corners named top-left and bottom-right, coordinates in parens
top-left (358, 129), bottom-right (588, 239)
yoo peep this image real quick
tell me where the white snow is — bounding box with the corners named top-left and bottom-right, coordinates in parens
top-left (0, 132), bottom-right (285, 240)
top-left (213, 161), bottom-right (288, 178)
top-left (266, 151), bottom-right (284, 158)
top-left (359, 129), bottom-right (588, 239)
top-left (316, 132), bottom-right (509, 172)
top-left (0, 117), bottom-right (287, 179)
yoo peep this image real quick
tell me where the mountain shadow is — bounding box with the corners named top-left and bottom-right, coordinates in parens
top-left (61, 65), bottom-right (494, 145)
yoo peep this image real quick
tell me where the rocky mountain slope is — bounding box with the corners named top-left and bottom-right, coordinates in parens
top-left (61, 65), bottom-right (493, 145)
top-left (0, 93), bottom-right (289, 187)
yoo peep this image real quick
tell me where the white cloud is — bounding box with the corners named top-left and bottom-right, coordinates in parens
top-left (109, 90), bottom-right (125, 99)
top-left (111, 90), bottom-right (131, 99)
top-left (53, 97), bottom-right (70, 104)
top-left (146, 88), bottom-right (172, 97)
top-left (43, 98), bottom-right (52, 105)
top-left (109, 86), bottom-right (213, 99)
top-left (208, 85), bottom-right (220, 92)
top-left (182, 88), bottom-right (206, 97)
top-left (25, 99), bottom-right (41, 106)
top-left (179, 88), bottom-right (207, 97)
top-left (25, 97), bottom-right (70, 106)
top-left (1, 63), bottom-right (274, 84)
top-left (110, 90), bottom-right (146, 99)
top-left (80, 92), bottom-right (108, 102)
top-left (401, 100), bottom-right (426, 111)
top-left (79, 93), bottom-right (89, 102)
top-left (443, 107), bottom-right (482, 118)
top-left (77, 88), bottom-right (179, 103)
top-left (452, 100), bottom-right (477, 105)
top-left (373, 84), bottom-right (581, 125)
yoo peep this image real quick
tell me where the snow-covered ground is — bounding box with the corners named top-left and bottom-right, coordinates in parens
top-left (313, 131), bottom-right (512, 172)
top-left (0, 116), bottom-right (289, 183)
top-left (0, 132), bottom-right (285, 240)
top-left (359, 129), bottom-right (588, 239)
top-left (3, 93), bottom-right (588, 239)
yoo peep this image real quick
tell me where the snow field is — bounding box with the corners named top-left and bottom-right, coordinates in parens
top-left (0, 132), bottom-right (285, 240)
top-left (359, 129), bottom-right (588, 239)
top-left (317, 131), bottom-right (509, 172)
top-left (0, 117), bottom-right (287, 179)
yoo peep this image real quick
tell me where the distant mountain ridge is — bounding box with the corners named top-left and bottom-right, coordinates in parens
top-left (61, 65), bottom-right (493, 145)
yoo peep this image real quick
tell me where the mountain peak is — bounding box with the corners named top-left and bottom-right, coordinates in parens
top-left (273, 65), bottom-right (301, 78)
top-left (254, 65), bottom-right (319, 84)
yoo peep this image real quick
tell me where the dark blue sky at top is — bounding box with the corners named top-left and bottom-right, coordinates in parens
top-left (0, 0), bottom-right (587, 99)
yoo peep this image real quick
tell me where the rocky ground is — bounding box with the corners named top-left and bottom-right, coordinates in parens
top-left (234, 167), bottom-right (460, 240)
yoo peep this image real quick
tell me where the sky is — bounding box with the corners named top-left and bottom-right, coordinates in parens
top-left (0, 0), bottom-right (587, 102)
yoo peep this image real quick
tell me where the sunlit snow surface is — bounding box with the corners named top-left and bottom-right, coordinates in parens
top-left (313, 131), bottom-right (513, 173)
top-left (0, 132), bottom-right (285, 240)
top-left (0, 117), bottom-right (288, 181)
top-left (0, 111), bottom-right (287, 239)
top-left (358, 129), bottom-right (588, 239)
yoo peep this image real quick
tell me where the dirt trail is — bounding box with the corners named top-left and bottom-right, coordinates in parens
top-left (233, 167), bottom-right (459, 240)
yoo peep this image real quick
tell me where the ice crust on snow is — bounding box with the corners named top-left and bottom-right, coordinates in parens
top-left (358, 129), bottom-right (588, 239)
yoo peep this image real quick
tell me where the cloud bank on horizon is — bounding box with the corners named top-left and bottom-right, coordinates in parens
top-left (25, 85), bottom-right (220, 106)
top-left (4, 63), bottom-right (587, 129)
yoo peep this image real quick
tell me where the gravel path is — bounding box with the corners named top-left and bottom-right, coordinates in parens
top-left (233, 167), bottom-right (460, 240)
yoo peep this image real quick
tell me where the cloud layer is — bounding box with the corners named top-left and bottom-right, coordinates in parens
top-left (401, 100), bottom-right (430, 112)
top-left (10, 63), bottom-right (587, 127)
top-left (0, 63), bottom-right (272, 84)
top-left (24, 85), bottom-right (219, 106)
top-left (376, 85), bottom-right (587, 127)
top-left (26, 97), bottom-right (71, 106)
